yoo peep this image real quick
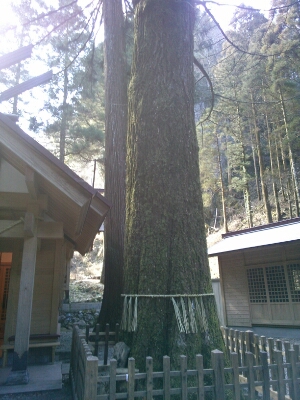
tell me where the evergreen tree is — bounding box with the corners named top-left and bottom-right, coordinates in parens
top-left (123, 0), bottom-right (224, 370)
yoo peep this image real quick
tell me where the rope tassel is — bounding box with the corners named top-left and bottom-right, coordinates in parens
top-left (171, 297), bottom-right (185, 333)
top-left (120, 293), bottom-right (214, 333)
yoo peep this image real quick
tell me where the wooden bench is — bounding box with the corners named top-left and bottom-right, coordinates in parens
top-left (1, 334), bottom-right (60, 367)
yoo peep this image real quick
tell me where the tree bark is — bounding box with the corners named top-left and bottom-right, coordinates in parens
top-left (249, 125), bottom-right (261, 201)
top-left (265, 113), bottom-right (281, 221)
top-left (250, 92), bottom-right (272, 223)
top-left (124, 0), bottom-right (224, 370)
top-left (98, 0), bottom-right (127, 328)
top-left (279, 86), bottom-right (299, 216)
top-left (215, 132), bottom-right (228, 232)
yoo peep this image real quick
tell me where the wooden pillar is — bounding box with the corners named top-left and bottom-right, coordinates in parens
top-left (6, 212), bottom-right (37, 385)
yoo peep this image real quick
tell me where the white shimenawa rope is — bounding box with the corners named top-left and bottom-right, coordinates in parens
top-left (120, 294), bottom-right (214, 333)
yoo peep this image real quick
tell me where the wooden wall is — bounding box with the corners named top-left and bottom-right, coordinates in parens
top-left (3, 239), bottom-right (64, 342)
top-left (219, 241), bottom-right (300, 328)
top-left (219, 252), bottom-right (251, 327)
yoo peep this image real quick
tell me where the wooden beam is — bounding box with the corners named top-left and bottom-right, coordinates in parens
top-left (0, 193), bottom-right (47, 211)
top-left (23, 212), bottom-right (35, 237)
top-left (8, 213), bottom-right (37, 381)
top-left (0, 71), bottom-right (52, 102)
top-left (0, 130), bottom-right (90, 208)
top-left (0, 45), bottom-right (33, 70)
top-left (75, 198), bottom-right (91, 236)
top-left (50, 240), bottom-right (64, 333)
top-left (37, 221), bottom-right (63, 239)
top-left (25, 167), bottom-right (38, 200)
top-left (0, 220), bottom-right (63, 239)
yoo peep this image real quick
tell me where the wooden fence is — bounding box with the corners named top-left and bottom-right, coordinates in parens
top-left (98, 349), bottom-right (299, 400)
top-left (86, 323), bottom-right (119, 364)
top-left (70, 324), bottom-right (300, 400)
top-left (70, 325), bottom-right (98, 400)
top-left (221, 326), bottom-right (300, 399)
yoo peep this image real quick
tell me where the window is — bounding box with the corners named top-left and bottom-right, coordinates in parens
top-left (266, 265), bottom-right (289, 303)
top-left (247, 268), bottom-right (267, 303)
top-left (287, 264), bottom-right (300, 302)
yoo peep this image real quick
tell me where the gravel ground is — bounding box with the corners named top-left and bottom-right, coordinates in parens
top-left (0, 384), bottom-right (72, 400)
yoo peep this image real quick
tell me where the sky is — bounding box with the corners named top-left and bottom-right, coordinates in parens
top-left (0, 0), bottom-right (272, 186)
top-left (0, 0), bottom-right (273, 48)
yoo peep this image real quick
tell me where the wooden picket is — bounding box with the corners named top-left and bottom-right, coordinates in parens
top-left (221, 326), bottom-right (300, 400)
top-left (70, 324), bottom-right (300, 399)
top-left (70, 325), bottom-right (98, 400)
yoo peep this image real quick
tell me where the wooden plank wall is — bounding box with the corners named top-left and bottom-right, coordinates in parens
top-left (220, 241), bottom-right (300, 328)
top-left (31, 240), bottom-right (55, 334)
top-left (220, 253), bottom-right (251, 327)
top-left (4, 239), bottom-right (60, 340)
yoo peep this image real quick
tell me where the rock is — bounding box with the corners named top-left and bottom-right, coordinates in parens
top-left (77, 319), bottom-right (86, 328)
top-left (113, 342), bottom-right (130, 368)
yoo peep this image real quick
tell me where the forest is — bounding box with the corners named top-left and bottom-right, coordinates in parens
top-left (0, 0), bottom-right (299, 232)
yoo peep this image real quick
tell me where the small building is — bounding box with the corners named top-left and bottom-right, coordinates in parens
top-left (208, 218), bottom-right (300, 328)
top-left (0, 113), bottom-right (110, 383)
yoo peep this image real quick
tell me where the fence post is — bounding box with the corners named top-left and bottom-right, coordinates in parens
top-left (274, 349), bottom-right (285, 400)
top-left (128, 357), bottom-right (135, 400)
top-left (180, 355), bottom-right (188, 400)
top-left (261, 336), bottom-right (267, 352)
top-left (115, 323), bottom-right (120, 343)
top-left (293, 344), bottom-right (299, 361)
top-left (109, 359), bottom-right (117, 400)
top-left (104, 323), bottom-right (109, 365)
top-left (245, 331), bottom-right (254, 353)
top-left (224, 327), bottom-right (230, 355)
top-left (234, 330), bottom-right (241, 366)
top-left (240, 331), bottom-right (246, 369)
top-left (85, 325), bottom-right (90, 343)
top-left (146, 357), bottom-right (153, 400)
top-left (245, 352), bottom-right (255, 400)
top-left (284, 341), bottom-right (292, 396)
top-left (288, 349), bottom-right (300, 400)
top-left (267, 338), bottom-right (276, 390)
top-left (230, 352), bottom-right (240, 400)
top-left (163, 356), bottom-right (170, 400)
top-left (196, 354), bottom-right (204, 400)
top-left (276, 339), bottom-right (282, 352)
top-left (211, 350), bottom-right (225, 400)
top-left (83, 355), bottom-right (98, 400)
top-left (94, 323), bottom-right (100, 357)
top-left (229, 328), bottom-right (235, 352)
top-left (260, 351), bottom-right (270, 400)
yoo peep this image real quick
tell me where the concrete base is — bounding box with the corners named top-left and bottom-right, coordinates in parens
top-left (0, 363), bottom-right (62, 394)
top-left (5, 369), bottom-right (29, 385)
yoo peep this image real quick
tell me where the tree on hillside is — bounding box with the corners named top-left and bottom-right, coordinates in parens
top-left (123, 0), bottom-right (224, 370)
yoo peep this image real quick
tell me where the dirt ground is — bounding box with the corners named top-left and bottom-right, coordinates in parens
top-left (0, 384), bottom-right (72, 400)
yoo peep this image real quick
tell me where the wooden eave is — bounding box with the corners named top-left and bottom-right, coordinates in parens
top-left (0, 113), bottom-right (110, 255)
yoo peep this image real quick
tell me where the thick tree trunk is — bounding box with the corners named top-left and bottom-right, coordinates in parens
top-left (98, 0), bottom-right (127, 328)
top-left (124, 0), bottom-right (224, 370)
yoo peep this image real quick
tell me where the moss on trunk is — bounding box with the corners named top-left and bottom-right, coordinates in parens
top-left (124, 0), bottom-right (225, 370)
